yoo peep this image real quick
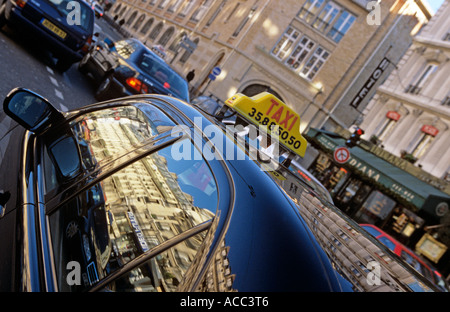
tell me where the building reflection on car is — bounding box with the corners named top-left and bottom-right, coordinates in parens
top-left (0, 88), bottom-right (445, 292)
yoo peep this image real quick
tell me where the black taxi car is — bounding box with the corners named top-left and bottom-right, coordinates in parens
top-left (0, 0), bottom-right (95, 72)
top-left (0, 88), bottom-right (439, 292)
top-left (78, 38), bottom-right (190, 102)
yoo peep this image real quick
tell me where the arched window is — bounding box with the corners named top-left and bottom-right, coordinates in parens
top-left (241, 84), bottom-right (284, 103)
top-left (140, 18), bottom-right (154, 34)
top-left (126, 11), bottom-right (138, 26)
top-left (158, 27), bottom-right (175, 47)
top-left (133, 14), bottom-right (145, 30)
top-left (169, 32), bottom-right (187, 52)
top-left (149, 22), bottom-right (164, 41)
top-left (114, 3), bottom-right (122, 14)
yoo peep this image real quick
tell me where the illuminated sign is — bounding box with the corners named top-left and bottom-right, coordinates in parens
top-left (225, 92), bottom-right (308, 157)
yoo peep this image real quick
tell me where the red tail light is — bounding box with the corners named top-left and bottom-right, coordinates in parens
top-left (126, 77), bottom-right (148, 94)
top-left (163, 82), bottom-right (170, 89)
top-left (16, 0), bottom-right (28, 7)
top-left (81, 35), bottom-right (93, 53)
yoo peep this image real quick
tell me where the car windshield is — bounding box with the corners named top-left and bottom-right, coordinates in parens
top-left (45, 0), bottom-right (94, 32)
top-left (138, 52), bottom-right (189, 102)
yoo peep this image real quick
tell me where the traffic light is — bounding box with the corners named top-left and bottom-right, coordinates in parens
top-left (346, 127), bottom-right (364, 148)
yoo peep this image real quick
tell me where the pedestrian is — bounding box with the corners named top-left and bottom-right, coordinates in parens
top-left (186, 69), bottom-right (195, 83)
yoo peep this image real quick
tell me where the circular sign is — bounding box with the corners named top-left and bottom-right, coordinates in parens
top-left (334, 146), bottom-right (350, 164)
top-left (212, 66), bottom-right (221, 76)
top-left (436, 202), bottom-right (449, 217)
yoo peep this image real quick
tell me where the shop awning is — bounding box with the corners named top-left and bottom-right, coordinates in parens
top-left (305, 129), bottom-right (450, 218)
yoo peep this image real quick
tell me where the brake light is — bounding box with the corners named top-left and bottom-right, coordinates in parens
top-left (126, 77), bottom-right (148, 94)
top-left (163, 82), bottom-right (170, 89)
top-left (16, 0), bottom-right (28, 7)
top-left (81, 35), bottom-right (93, 53)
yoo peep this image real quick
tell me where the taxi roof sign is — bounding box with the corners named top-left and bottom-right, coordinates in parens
top-left (225, 92), bottom-right (308, 157)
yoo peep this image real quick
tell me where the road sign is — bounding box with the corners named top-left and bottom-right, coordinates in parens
top-left (334, 146), bottom-right (350, 164)
top-left (212, 66), bottom-right (221, 76)
top-left (208, 73), bottom-right (216, 81)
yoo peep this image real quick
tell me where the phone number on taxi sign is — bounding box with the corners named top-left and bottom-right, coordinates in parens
top-left (247, 107), bottom-right (303, 150)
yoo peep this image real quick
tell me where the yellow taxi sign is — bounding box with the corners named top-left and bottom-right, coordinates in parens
top-left (225, 92), bottom-right (308, 157)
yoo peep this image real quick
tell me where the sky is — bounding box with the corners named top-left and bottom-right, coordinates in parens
top-left (426, 0), bottom-right (445, 13)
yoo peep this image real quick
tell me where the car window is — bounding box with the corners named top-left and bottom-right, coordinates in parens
top-left (48, 141), bottom-right (218, 291)
top-left (43, 105), bottom-right (177, 194)
top-left (138, 52), bottom-right (189, 102)
top-left (45, 0), bottom-right (94, 32)
top-left (378, 236), bottom-right (396, 251)
top-left (115, 40), bottom-right (140, 59)
top-left (101, 231), bottom-right (207, 292)
top-left (362, 225), bottom-right (382, 238)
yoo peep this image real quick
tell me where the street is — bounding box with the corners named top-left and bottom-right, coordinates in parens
top-left (0, 17), bottom-right (123, 112)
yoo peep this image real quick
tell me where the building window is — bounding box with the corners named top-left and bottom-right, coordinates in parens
top-left (272, 27), bottom-right (329, 80)
top-left (300, 46), bottom-right (330, 80)
top-left (206, 0), bottom-right (227, 27)
top-left (442, 96), bottom-right (450, 106)
top-left (405, 64), bottom-right (438, 94)
top-left (158, 0), bottom-right (170, 9)
top-left (375, 111), bottom-right (401, 141)
top-left (140, 18), bottom-right (154, 35)
top-left (326, 10), bottom-right (356, 43)
top-left (178, 0), bottom-right (195, 17)
top-left (158, 27), bottom-right (175, 47)
top-left (133, 14), bottom-right (145, 31)
top-left (232, 6), bottom-right (257, 37)
top-left (408, 125), bottom-right (439, 159)
top-left (286, 36), bottom-right (315, 70)
top-left (443, 32), bottom-right (450, 41)
top-left (168, 0), bottom-right (183, 13)
top-left (190, 0), bottom-right (213, 22)
top-left (298, 0), bottom-right (356, 43)
top-left (271, 26), bottom-right (300, 60)
top-left (149, 22), bottom-right (164, 41)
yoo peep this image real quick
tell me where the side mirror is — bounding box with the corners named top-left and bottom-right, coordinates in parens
top-left (3, 88), bottom-right (64, 133)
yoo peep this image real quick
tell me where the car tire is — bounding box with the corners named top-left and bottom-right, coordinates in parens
top-left (95, 75), bottom-right (113, 101)
top-left (56, 58), bottom-right (73, 73)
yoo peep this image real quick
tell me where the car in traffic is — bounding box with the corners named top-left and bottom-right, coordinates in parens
top-left (0, 88), bottom-right (440, 292)
top-left (0, 0), bottom-right (95, 72)
top-left (78, 38), bottom-right (190, 102)
top-left (360, 224), bottom-right (449, 292)
top-left (91, 1), bottom-right (104, 18)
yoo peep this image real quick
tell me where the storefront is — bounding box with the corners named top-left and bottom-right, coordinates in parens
top-left (302, 128), bottom-right (450, 275)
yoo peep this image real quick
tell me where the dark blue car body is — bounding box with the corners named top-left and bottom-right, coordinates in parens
top-left (0, 0), bottom-right (94, 71)
top-left (0, 88), bottom-right (440, 292)
top-left (79, 38), bottom-right (190, 103)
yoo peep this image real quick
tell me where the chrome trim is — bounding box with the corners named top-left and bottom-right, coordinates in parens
top-left (89, 220), bottom-right (212, 292)
top-left (36, 164), bottom-right (57, 292)
top-left (20, 131), bottom-right (40, 291)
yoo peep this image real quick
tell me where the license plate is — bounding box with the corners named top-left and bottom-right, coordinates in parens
top-left (41, 19), bottom-right (67, 39)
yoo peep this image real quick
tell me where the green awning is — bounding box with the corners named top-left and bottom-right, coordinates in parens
top-left (305, 129), bottom-right (450, 215)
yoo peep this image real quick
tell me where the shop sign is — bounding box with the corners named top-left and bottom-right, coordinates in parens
top-left (421, 125), bottom-right (439, 137)
top-left (416, 233), bottom-right (448, 263)
top-left (317, 134), bottom-right (421, 206)
top-left (127, 211), bottom-right (150, 252)
top-left (350, 57), bottom-right (390, 109)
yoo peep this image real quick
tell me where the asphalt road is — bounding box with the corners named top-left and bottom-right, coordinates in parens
top-left (0, 16), bottom-right (124, 112)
